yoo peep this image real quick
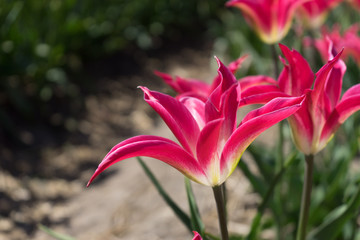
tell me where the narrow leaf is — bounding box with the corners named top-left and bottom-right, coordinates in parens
top-left (38, 224), bottom-right (76, 240)
top-left (308, 182), bottom-right (360, 240)
top-left (137, 157), bottom-right (192, 232)
top-left (185, 177), bottom-right (205, 236)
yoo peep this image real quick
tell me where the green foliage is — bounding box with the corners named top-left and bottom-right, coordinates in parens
top-left (0, 0), bottom-right (225, 140)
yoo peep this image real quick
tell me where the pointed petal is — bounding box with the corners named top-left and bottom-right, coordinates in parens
top-left (88, 135), bottom-right (206, 186)
top-left (220, 95), bottom-right (304, 184)
top-left (175, 76), bottom-right (210, 96)
top-left (311, 49), bottom-right (344, 113)
top-left (154, 70), bottom-right (210, 97)
top-left (208, 57), bottom-right (238, 111)
top-left (228, 55), bottom-right (248, 74)
top-left (278, 44), bottom-right (314, 96)
top-left (154, 70), bottom-right (182, 93)
top-left (140, 87), bottom-right (200, 155)
top-left (324, 57), bottom-right (346, 114)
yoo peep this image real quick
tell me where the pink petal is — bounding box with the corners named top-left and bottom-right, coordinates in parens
top-left (140, 87), bottom-right (200, 155)
top-left (196, 118), bottom-right (224, 185)
top-left (87, 135), bottom-right (205, 186)
top-left (179, 96), bottom-right (206, 130)
top-left (228, 55), bottom-right (248, 74)
top-left (153, 70), bottom-right (182, 93)
top-left (154, 70), bottom-right (210, 97)
top-left (175, 76), bottom-right (210, 96)
top-left (240, 85), bottom-right (288, 106)
top-left (241, 95), bottom-right (305, 123)
top-left (220, 95), bottom-right (304, 184)
top-left (192, 231), bottom-right (203, 240)
top-left (287, 91), bottom-right (314, 154)
top-left (208, 57), bottom-right (238, 111)
top-left (311, 49), bottom-right (343, 113)
top-left (239, 75), bottom-right (277, 91)
top-left (278, 44), bottom-right (314, 96)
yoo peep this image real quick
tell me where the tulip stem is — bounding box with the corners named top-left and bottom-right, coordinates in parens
top-left (296, 154), bottom-right (314, 240)
top-left (213, 184), bottom-right (229, 240)
top-left (270, 44), bottom-right (280, 79)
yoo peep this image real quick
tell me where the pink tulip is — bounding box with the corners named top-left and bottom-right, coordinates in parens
top-left (240, 43), bottom-right (360, 155)
top-left (192, 231), bottom-right (203, 240)
top-left (297, 0), bottom-right (342, 28)
top-left (88, 58), bottom-right (304, 187)
top-left (311, 24), bottom-right (360, 66)
top-left (226, 0), bottom-right (308, 44)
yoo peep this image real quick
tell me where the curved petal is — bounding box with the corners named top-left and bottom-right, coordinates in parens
top-left (140, 87), bottom-right (200, 155)
top-left (311, 49), bottom-right (343, 114)
top-left (87, 135), bottom-right (206, 186)
top-left (208, 57), bottom-right (238, 110)
top-left (240, 85), bottom-right (288, 106)
top-left (239, 75), bottom-right (277, 91)
top-left (287, 91), bottom-right (314, 155)
top-left (278, 44), bottom-right (314, 96)
top-left (228, 55), bottom-right (248, 74)
top-left (241, 95), bottom-right (305, 123)
top-left (179, 96), bottom-right (206, 130)
top-left (175, 76), bottom-right (210, 96)
top-left (154, 70), bottom-right (182, 93)
top-left (220, 95), bottom-right (304, 185)
top-left (196, 118), bottom-right (224, 186)
top-left (154, 70), bottom-right (210, 97)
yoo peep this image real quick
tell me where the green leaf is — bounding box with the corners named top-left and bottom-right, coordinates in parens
top-left (137, 157), bottom-right (192, 232)
top-left (38, 224), bottom-right (76, 240)
top-left (308, 183), bottom-right (360, 240)
top-left (185, 177), bottom-right (205, 236)
top-left (246, 151), bottom-right (298, 240)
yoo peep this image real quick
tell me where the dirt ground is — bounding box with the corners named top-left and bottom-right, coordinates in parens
top-left (0, 41), bottom-right (273, 240)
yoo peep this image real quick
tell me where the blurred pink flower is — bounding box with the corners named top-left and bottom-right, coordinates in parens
top-left (154, 55), bottom-right (247, 102)
top-left (297, 0), bottom-right (343, 28)
top-left (347, 0), bottom-right (360, 10)
top-left (226, 0), bottom-right (308, 44)
top-left (88, 58), bottom-right (304, 187)
top-left (310, 24), bottom-right (360, 65)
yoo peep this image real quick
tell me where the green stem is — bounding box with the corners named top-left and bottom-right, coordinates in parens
top-left (213, 184), bottom-right (229, 240)
top-left (296, 154), bottom-right (314, 240)
top-left (270, 44), bottom-right (280, 79)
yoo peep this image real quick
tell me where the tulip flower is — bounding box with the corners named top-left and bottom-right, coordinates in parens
top-left (297, 0), bottom-right (342, 28)
top-left (239, 43), bottom-right (360, 155)
top-left (87, 58), bottom-right (304, 187)
top-left (226, 0), bottom-right (308, 44)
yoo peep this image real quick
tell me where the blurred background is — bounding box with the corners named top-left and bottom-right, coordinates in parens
top-left (1, 0), bottom-right (360, 239)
